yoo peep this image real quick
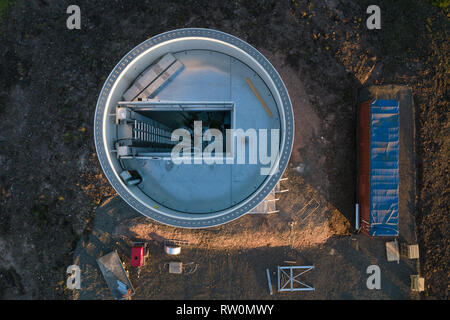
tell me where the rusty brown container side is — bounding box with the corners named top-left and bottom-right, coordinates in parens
top-left (359, 101), bottom-right (371, 235)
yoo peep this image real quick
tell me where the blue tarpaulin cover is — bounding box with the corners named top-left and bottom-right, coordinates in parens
top-left (369, 100), bottom-right (399, 236)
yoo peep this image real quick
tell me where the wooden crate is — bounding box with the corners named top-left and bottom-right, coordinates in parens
top-left (408, 244), bottom-right (420, 259)
top-left (386, 240), bottom-right (400, 263)
top-left (410, 275), bottom-right (425, 292)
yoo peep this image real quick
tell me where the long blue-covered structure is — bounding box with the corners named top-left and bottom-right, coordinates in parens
top-left (368, 100), bottom-right (399, 236)
top-left (359, 99), bottom-right (399, 236)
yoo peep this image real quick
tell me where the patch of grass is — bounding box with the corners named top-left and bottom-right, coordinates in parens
top-left (58, 107), bottom-right (68, 116)
top-left (425, 0), bottom-right (450, 13)
top-left (62, 132), bottom-right (72, 144)
top-left (17, 61), bottom-right (25, 77)
top-left (0, 0), bottom-right (15, 23)
top-left (62, 130), bottom-right (84, 145)
top-left (31, 203), bottom-right (49, 224)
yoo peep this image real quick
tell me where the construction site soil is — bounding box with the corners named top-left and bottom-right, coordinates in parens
top-left (0, 0), bottom-right (448, 299)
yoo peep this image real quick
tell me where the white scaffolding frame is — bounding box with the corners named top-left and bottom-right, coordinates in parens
top-left (248, 178), bottom-right (288, 215)
top-left (277, 266), bottom-right (315, 292)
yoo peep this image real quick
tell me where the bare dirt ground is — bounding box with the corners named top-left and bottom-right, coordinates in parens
top-left (72, 195), bottom-right (418, 300)
top-left (113, 172), bottom-right (351, 250)
top-left (0, 0), bottom-right (448, 299)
